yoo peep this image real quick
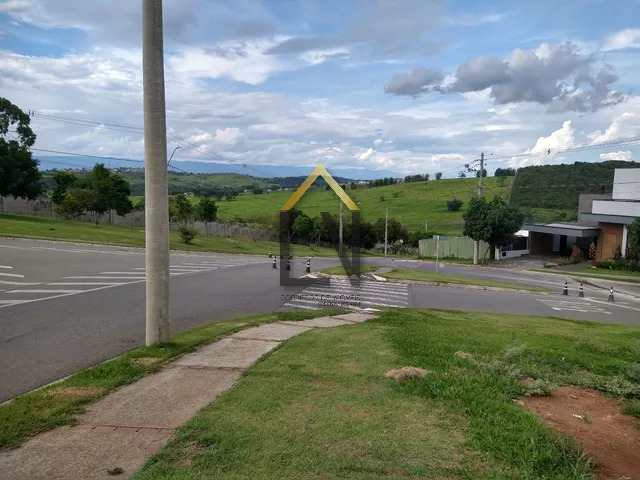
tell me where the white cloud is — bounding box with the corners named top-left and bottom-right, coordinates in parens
top-left (168, 39), bottom-right (290, 85)
top-left (589, 111), bottom-right (640, 143)
top-left (530, 120), bottom-right (576, 153)
top-left (358, 148), bottom-right (375, 161)
top-left (603, 28), bottom-right (640, 51)
top-left (600, 151), bottom-right (632, 161)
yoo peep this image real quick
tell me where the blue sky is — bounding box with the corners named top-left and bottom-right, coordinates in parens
top-left (1, 0), bottom-right (639, 176)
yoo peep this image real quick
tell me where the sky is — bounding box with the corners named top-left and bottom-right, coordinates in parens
top-left (1, 0), bottom-right (640, 177)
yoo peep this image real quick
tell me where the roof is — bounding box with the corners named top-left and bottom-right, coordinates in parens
top-left (522, 223), bottom-right (600, 237)
top-left (580, 213), bottom-right (638, 226)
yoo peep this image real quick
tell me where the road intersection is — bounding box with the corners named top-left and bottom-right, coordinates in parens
top-left (2, 237), bottom-right (640, 402)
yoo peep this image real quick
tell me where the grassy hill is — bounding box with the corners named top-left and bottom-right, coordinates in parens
top-left (510, 160), bottom-right (640, 222)
top-left (214, 176), bottom-right (512, 236)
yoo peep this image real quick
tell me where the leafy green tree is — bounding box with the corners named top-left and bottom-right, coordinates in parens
top-left (495, 167), bottom-right (516, 176)
top-left (375, 216), bottom-right (404, 243)
top-left (292, 214), bottom-right (314, 241)
top-left (51, 171), bottom-right (78, 205)
top-left (359, 221), bottom-right (377, 250)
top-left (196, 197), bottom-right (218, 234)
top-left (58, 188), bottom-right (93, 219)
top-left (107, 175), bottom-right (133, 218)
top-left (0, 98), bottom-right (41, 200)
top-left (463, 197), bottom-right (524, 263)
top-left (170, 193), bottom-right (194, 226)
top-left (435, 172), bottom-right (443, 180)
top-left (628, 218), bottom-right (640, 253)
top-left (475, 168), bottom-right (488, 178)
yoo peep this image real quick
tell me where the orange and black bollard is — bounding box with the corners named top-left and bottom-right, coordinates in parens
top-left (272, 257), bottom-right (277, 269)
top-left (608, 287), bottom-right (615, 302)
top-left (306, 259), bottom-right (311, 273)
top-left (562, 281), bottom-right (568, 296)
top-left (286, 259), bottom-right (291, 271)
top-left (578, 282), bottom-right (584, 298)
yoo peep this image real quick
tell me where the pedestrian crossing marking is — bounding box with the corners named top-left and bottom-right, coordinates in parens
top-left (283, 278), bottom-right (409, 311)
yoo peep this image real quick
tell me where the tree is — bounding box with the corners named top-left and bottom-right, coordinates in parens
top-left (475, 168), bottom-right (488, 178)
top-left (196, 197), bottom-right (218, 234)
top-left (107, 175), bottom-right (133, 219)
top-left (435, 172), bottom-right (443, 180)
top-left (375, 216), bottom-right (403, 243)
top-left (170, 193), bottom-right (194, 226)
top-left (458, 171), bottom-right (466, 178)
top-left (495, 167), bottom-right (516, 177)
top-left (628, 218), bottom-right (640, 253)
top-left (359, 221), bottom-right (377, 250)
top-left (51, 171), bottom-right (78, 205)
top-left (463, 197), bottom-right (524, 264)
top-left (446, 199), bottom-right (463, 211)
top-left (0, 98), bottom-right (41, 200)
top-left (57, 188), bottom-right (93, 219)
top-left (292, 214), bottom-right (314, 241)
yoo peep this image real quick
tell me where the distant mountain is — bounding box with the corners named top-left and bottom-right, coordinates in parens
top-left (35, 155), bottom-right (404, 180)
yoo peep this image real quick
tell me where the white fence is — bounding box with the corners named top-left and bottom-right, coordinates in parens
top-left (0, 196), bottom-right (273, 241)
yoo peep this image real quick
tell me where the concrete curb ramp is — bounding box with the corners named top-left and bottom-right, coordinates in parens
top-left (0, 313), bottom-right (374, 480)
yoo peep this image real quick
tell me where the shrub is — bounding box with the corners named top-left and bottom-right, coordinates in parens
top-left (588, 242), bottom-right (597, 264)
top-left (178, 226), bottom-right (197, 244)
top-left (446, 198), bottom-right (463, 212)
top-left (595, 259), bottom-right (640, 272)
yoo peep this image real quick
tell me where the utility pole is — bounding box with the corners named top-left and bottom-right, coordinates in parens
top-left (338, 199), bottom-right (343, 255)
top-left (384, 207), bottom-right (388, 258)
top-left (473, 152), bottom-right (484, 266)
top-left (143, 0), bottom-right (170, 345)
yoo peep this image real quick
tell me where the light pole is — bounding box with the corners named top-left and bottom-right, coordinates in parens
top-left (168, 145), bottom-right (180, 167)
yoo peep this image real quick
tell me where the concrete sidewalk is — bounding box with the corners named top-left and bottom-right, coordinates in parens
top-left (0, 312), bottom-right (374, 480)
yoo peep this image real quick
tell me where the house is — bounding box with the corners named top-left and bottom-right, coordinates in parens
top-left (523, 167), bottom-right (640, 260)
top-left (580, 167), bottom-right (640, 259)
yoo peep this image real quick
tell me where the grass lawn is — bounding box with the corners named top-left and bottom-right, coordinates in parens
top-left (536, 267), bottom-right (640, 285)
top-left (417, 256), bottom-right (476, 265)
top-left (0, 309), bottom-right (343, 451)
top-left (0, 213), bottom-right (340, 257)
top-left (381, 268), bottom-right (547, 292)
top-left (195, 177), bottom-right (511, 236)
top-left (135, 309), bottom-right (640, 479)
top-left (320, 264), bottom-right (381, 275)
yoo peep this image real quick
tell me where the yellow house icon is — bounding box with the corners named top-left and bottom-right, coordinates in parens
top-left (280, 163), bottom-right (359, 211)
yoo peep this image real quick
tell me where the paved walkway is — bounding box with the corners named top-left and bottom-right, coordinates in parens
top-left (0, 312), bottom-right (374, 479)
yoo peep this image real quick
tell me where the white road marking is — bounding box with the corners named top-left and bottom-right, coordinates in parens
top-left (0, 280), bottom-right (41, 286)
top-left (47, 282), bottom-right (127, 286)
top-left (0, 265), bottom-right (14, 269)
top-left (64, 276), bottom-right (146, 279)
top-left (8, 289), bottom-right (84, 294)
top-left (99, 271), bottom-right (147, 275)
top-left (584, 297), bottom-right (640, 312)
top-left (0, 272), bottom-right (25, 278)
top-left (537, 298), bottom-right (612, 314)
top-left (0, 299), bottom-right (31, 305)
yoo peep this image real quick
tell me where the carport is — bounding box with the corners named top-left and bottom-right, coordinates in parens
top-left (523, 223), bottom-right (600, 256)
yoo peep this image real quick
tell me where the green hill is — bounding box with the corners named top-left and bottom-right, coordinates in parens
top-left (215, 176), bottom-right (512, 236)
top-left (510, 160), bottom-right (640, 222)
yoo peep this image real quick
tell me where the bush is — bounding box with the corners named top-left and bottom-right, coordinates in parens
top-left (178, 226), bottom-right (197, 244)
top-left (569, 245), bottom-right (582, 263)
top-left (595, 258), bottom-right (640, 272)
top-left (446, 198), bottom-right (463, 212)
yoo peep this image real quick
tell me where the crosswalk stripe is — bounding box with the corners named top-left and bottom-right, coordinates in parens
top-left (0, 299), bottom-right (31, 304)
top-left (0, 272), bottom-right (25, 278)
top-left (302, 288), bottom-right (408, 302)
top-left (47, 282), bottom-right (126, 286)
top-left (8, 289), bottom-right (83, 294)
top-left (63, 276), bottom-right (146, 280)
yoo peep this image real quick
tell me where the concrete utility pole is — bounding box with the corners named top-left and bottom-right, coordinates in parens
top-left (339, 199), bottom-right (343, 255)
top-left (143, 0), bottom-right (170, 345)
top-left (384, 207), bottom-right (388, 258)
top-left (473, 152), bottom-right (484, 265)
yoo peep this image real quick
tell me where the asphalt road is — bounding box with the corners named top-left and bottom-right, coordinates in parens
top-left (2, 237), bottom-right (640, 402)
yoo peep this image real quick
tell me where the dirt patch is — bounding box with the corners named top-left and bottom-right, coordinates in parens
top-left (454, 351), bottom-right (475, 362)
top-left (522, 386), bottom-right (640, 480)
top-left (131, 357), bottom-right (163, 367)
top-left (49, 386), bottom-right (106, 398)
top-left (386, 366), bottom-right (431, 381)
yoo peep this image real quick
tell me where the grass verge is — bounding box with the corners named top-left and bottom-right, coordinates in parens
top-left (0, 309), bottom-right (343, 451)
top-left (534, 267), bottom-right (640, 285)
top-left (320, 264), bottom-right (381, 275)
top-left (136, 309), bottom-right (640, 479)
top-left (381, 268), bottom-right (547, 292)
top-left (0, 213), bottom-right (339, 257)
